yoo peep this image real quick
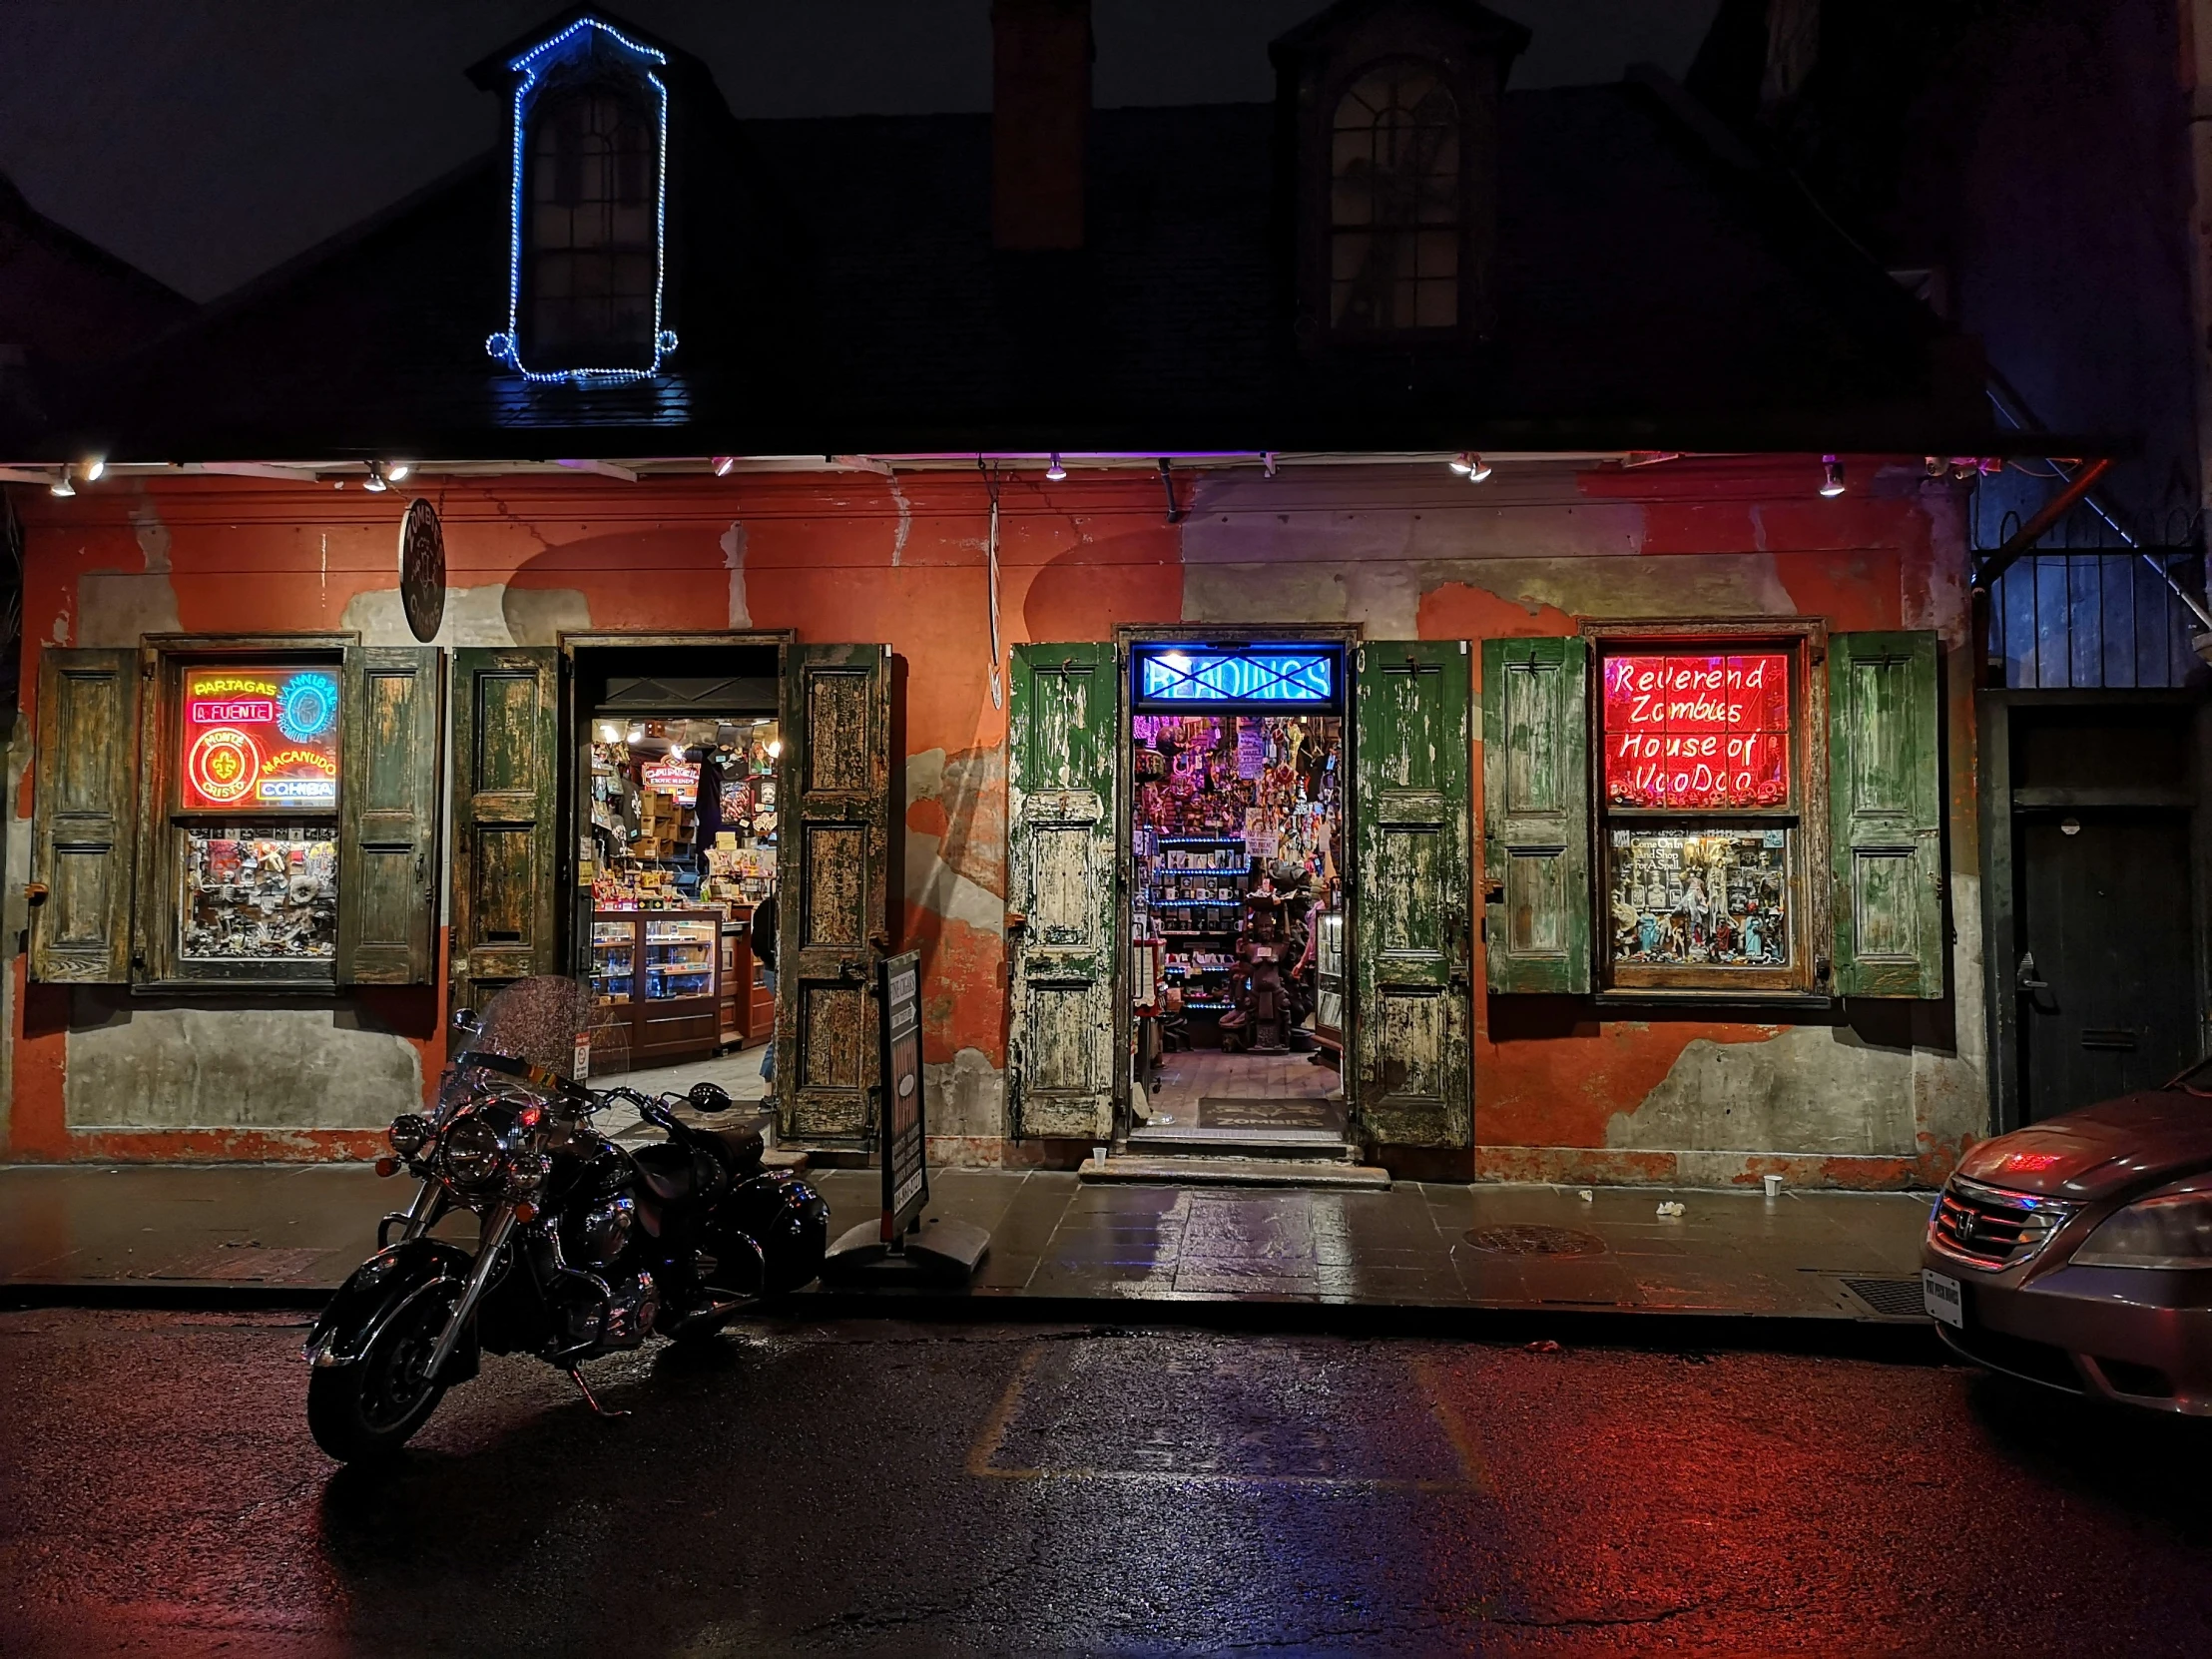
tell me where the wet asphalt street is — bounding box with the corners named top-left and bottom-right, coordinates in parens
top-left (4, 1311), bottom-right (2211, 1656)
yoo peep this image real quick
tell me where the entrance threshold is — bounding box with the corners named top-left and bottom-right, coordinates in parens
top-left (1081, 1142), bottom-right (1390, 1190)
top-left (1126, 1122), bottom-right (1350, 1161)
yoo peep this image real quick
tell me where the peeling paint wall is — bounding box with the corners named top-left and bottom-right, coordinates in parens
top-left (6, 458), bottom-right (1984, 1186)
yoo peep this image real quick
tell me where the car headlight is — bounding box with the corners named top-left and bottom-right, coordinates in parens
top-left (439, 1113), bottom-right (509, 1191)
top-left (2073, 1182), bottom-right (2212, 1270)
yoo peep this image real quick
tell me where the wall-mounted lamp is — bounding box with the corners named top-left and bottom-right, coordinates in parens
top-left (47, 470), bottom-right (74, 498)
top-left (1819, 455), bottom-right (1847, 498)
top-left (712, 456), bottom-right (737, 476)
top-left (385, 462), bottom-right (411, 483)
top-left (363, 461), bottom-right (390, 493)
top-left (1449, 451), bottom-right (1493, 483)
top-left (1045, 453), bottom-right (1067, 481)
top-left (82, 457), bottom-right (106, 483)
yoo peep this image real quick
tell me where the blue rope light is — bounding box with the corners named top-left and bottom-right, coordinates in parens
top-left (485, 16), bottom-right (679, 384)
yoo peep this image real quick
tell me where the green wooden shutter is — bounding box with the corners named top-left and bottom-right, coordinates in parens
top-left (1356, 640), bottom-right (1474, 1148)
top-left (1006, 642), bottom-right (1117, 1141)
top-left (1481, 636), bottom-right (1589, 994)
top-left (28, 648), bottom-right (141, 983)
top-left (775, 644), bottom-right (892, 1144)
top-left (450, 648), bottom-right (560, 1009)
top-left (337, 646), bottom-right (444, 986)
top-left (1829, 630), bottom-right (1943, 998)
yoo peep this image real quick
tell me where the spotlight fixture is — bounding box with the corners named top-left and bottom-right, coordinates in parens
top-left (1819, 455), bottom-right (1846, 498)
top-left (385, 461), bottom-right (411, 483)
top-left (1464, 453), bottom-right (1493, 483)
top-left (48, 469), bottom-right (74, 498)
top-left (1924, 456), bottom-right (1945, 478)
top-left (712, 456), bottom-right (737, 477)
top-left (363, 461), bottom-right (389, 493)
top-left (82, 456), bottom-right (106, 483)
top-left (1448, 451), bottom-right (1473, 475)
top-left (767, 739), bottom-right (784, 760)
top-left (1045, 453), bottom-right (1067, 481)
top-left (627, 727), bottom-right (644, 744)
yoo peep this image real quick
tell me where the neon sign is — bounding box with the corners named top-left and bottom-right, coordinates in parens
top-left (484, 16), bottom-right (678, 384)
top-left (1603, 652), bottom-right (1790, 809)
top-left (1133, 646), bottom-right (1341, 710)
top-left (180, 667), bottom-right (341, 812)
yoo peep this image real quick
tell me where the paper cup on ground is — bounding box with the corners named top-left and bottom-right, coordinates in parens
top-left (1762, 1173), bottom-right (1784, 1199)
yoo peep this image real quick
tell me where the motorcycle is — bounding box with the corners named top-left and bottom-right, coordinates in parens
top-left (303, 975), bottom-right (829, 1462)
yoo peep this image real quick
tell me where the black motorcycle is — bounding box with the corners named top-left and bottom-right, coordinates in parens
top-left (303, 975), bottom-right (828, 1462)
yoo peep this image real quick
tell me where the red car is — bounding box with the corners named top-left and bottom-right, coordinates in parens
top-left (1922, 1063), bottom-right (2212, 1414)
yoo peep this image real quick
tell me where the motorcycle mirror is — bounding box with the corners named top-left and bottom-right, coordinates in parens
top-left (450, 1006), bottom-right (478, 1035)
top-left (687, 1081), bottom-right (735, 1114)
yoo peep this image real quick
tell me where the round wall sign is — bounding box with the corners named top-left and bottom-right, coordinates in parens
top-left (398, 497), bottom-right (445, 643)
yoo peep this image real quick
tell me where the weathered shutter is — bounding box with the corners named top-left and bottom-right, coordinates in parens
top-left (775, 644), bottom-right (892, 1143)
top-left (1481, 636), bottom-right (1590, 993)
top-left (28, 648), bottom-right (141, 983)
top-left (450, 648), bottom-right (560, 1008)
top-left (1356, 640), bottom-right (1474, 1148)
top-left (1829, 630), bottom-right (1942, 998)
top-left (337, 646), bottom-right (444, 986)
top-left (1005, 642), bottom-right (1116, 1141)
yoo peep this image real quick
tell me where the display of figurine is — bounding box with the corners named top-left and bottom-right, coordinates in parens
top-left (1219, 879), bottom-right (1293, 1054)
top-left (180, 831), bottom-right (337, 960)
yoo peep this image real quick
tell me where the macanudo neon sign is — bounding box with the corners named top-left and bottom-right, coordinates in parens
top-left (484, 16), bottom-right (679, 384)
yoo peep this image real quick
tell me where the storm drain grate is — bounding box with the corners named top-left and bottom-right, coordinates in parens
top-left (1842, 1276), bottom-right (1927, 1318)
top-left (1463, 1226), bottom-right (1609, 1257)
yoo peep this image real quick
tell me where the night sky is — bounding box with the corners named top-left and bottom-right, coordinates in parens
top-left (0, 0), bottom-right (1720, 302)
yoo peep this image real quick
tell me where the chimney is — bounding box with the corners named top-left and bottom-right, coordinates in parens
top-left (992, 0), bottom-right (1091, 251)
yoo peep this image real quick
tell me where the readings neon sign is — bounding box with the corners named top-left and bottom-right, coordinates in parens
top-left (484, 16), bottom-right (679, 384)
top-left (1133, 646), bottom-right (1340, 709)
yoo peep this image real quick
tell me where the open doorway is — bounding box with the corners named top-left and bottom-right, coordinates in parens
top-left (1126, 642), bottom-right (1350, 1143)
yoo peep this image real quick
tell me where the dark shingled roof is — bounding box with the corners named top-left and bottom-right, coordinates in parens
top-left (33, 72), bottom-right (1994, 462)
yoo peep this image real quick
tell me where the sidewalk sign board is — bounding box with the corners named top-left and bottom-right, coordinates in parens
top-left (878, 949), bottom-right (926, 1243)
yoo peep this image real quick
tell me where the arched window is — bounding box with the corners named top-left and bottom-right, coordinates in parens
top-left (1330, 64), bottom-right (1460, 332)
top-left (524, 87), bottom-right (657, 366)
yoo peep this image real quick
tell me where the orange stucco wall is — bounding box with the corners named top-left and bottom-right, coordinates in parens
top-left (2, 456), bottom-right (1984, 1185)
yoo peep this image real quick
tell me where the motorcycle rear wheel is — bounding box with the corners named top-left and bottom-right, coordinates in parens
top-left (306, 1288), bottom-right (452, 1462)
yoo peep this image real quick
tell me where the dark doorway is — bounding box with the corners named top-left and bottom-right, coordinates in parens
top-left (2017, 810), bottom-right (2198, 1120)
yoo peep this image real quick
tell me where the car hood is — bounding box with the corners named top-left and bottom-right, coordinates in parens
top-left (1956, 1093), bottom-right (2212, 1202)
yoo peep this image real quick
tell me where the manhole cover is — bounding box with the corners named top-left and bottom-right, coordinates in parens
top-left (1463, 1225), bottom-right (1608, 1257)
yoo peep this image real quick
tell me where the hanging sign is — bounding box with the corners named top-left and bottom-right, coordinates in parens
top-left (877, 949), bottom-right (927, 1242)
top-left (641, 759), bottom-right (700, 805)
top-left (180, 666), bottom-right (341, 811)
top-left (398, 498), bottom-right (446, 644)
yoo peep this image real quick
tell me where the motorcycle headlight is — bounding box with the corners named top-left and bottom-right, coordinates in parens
top-left (2073, 1183), bottom-right (2212, 1270)
top-left (439, 1113), bottom-right (509, 1191)
top-left (386, 1113), bottom-right (432, 1157)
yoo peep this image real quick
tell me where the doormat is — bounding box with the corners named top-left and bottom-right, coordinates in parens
top-left (1197, 1096), bottom-right (1341, 1130)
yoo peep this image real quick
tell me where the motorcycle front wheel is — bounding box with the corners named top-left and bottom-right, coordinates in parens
top-left (306, 1287), bottom-right (453, 1462)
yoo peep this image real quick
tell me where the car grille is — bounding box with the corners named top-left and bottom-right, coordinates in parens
top-left (1929, 1176), bottom-right (2078, 1269)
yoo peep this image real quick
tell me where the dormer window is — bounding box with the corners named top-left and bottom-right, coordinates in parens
top-left (1331, 63), bottom-right (1460, 332)
top-left (484, 16), bottom-right (677, 383)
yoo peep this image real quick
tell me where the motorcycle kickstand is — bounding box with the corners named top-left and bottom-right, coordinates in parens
top-left (567, 1366), bottom-right (632, 1419)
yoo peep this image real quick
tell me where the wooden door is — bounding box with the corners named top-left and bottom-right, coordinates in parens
top-left (1829, 631), bottom-right (1942, 997)
top-left (28, 648), bottom-right (140, 983)
top-left (450, 648), bottom-right (561, 1011)
top-left (1006, 642), bottom-right (1117, 1141)
top-left (775, 644), bottom-right (892, 1142)
top-left (336, 646), bottom-right (443, 985)
top-left (2020, 811), bottom-right (2198, 1119)
top-left (1481, 636), bottom-right (1589, 993)
top-left (1355, 640), bottom-right (1473, 1147)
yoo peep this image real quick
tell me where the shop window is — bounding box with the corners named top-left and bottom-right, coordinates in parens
top-left (1481, 627), bottom-right (1946, 1002)
top-left (1330, 62), bottom-right (1461, 332)
top-left (25, 638), bottom-right (443, 990)
top-left (1597, 643), bottom-right (1808, 993)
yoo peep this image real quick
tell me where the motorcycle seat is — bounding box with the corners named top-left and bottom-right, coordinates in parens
top-left (705, 1123), bottom-right (765, 1174)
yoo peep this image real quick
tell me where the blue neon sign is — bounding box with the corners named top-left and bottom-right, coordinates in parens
top-left (1134, 646), bottom-right (1340, 708)
top-left (485, 17), bottom-right (678, 385)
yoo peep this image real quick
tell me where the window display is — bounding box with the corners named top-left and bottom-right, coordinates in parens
top-left (178, 829), bottom-right (338, 960)
top-left (179, 665), bottom-right (341, 812)
top-left (1607, 829), bottom-right (1790, 968)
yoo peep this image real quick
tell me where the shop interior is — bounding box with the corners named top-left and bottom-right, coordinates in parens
top-left (1130, 706), bottom-right (1347, 1136)
top-left (571, 650), bottom-right (782, 1111)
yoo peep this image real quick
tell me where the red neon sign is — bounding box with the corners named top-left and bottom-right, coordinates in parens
top-left (1603, 652), bottom-right (1790, 809)
top-left (179, 667), bottom-right (340, 812)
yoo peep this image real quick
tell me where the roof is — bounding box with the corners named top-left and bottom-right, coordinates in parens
top-left (27, 69), bottom-right (1996, 461)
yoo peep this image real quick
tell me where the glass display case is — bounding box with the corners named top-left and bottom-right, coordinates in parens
top-left (590, 918), bottom-right (636, 1005)
top-left (591, 909), bottom-right (721, 1067)
top-left (644, 915), bottom-right (717, 1001)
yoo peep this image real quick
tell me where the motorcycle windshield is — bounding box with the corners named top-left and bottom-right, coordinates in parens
top-left (458, 975), bottom-right (630, 1093)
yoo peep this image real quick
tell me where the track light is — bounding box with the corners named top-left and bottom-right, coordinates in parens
top-left (1464, 453), bottom-right (1492, 483)
top-left (1819, 455), bottom-right (1846, 498)
top-left (385, 461), bottom-right (411, 483)
top-left (627, 726), bottom-right (644, 744)
top-left (1448, 452), bottom-right (1473, 475)
top-left (1045, 453), bottom-right (1067, 481)
top-left (48, 470), bottom-right (74, 498)
top-left (767, 739), bottom-right (784, 760)
top-left (712, 456), bottom-right (737, 476)
top-left (82, 456), bottom-right (106, 483)
top-left (363, 461), bottom-right (389, 493)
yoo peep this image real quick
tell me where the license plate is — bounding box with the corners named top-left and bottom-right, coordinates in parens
top-left (1922, 1269), bottom-right (1963, 1328)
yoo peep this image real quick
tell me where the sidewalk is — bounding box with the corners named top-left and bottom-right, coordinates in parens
top-left (0, 1160), bottom-right (1936, 1323)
